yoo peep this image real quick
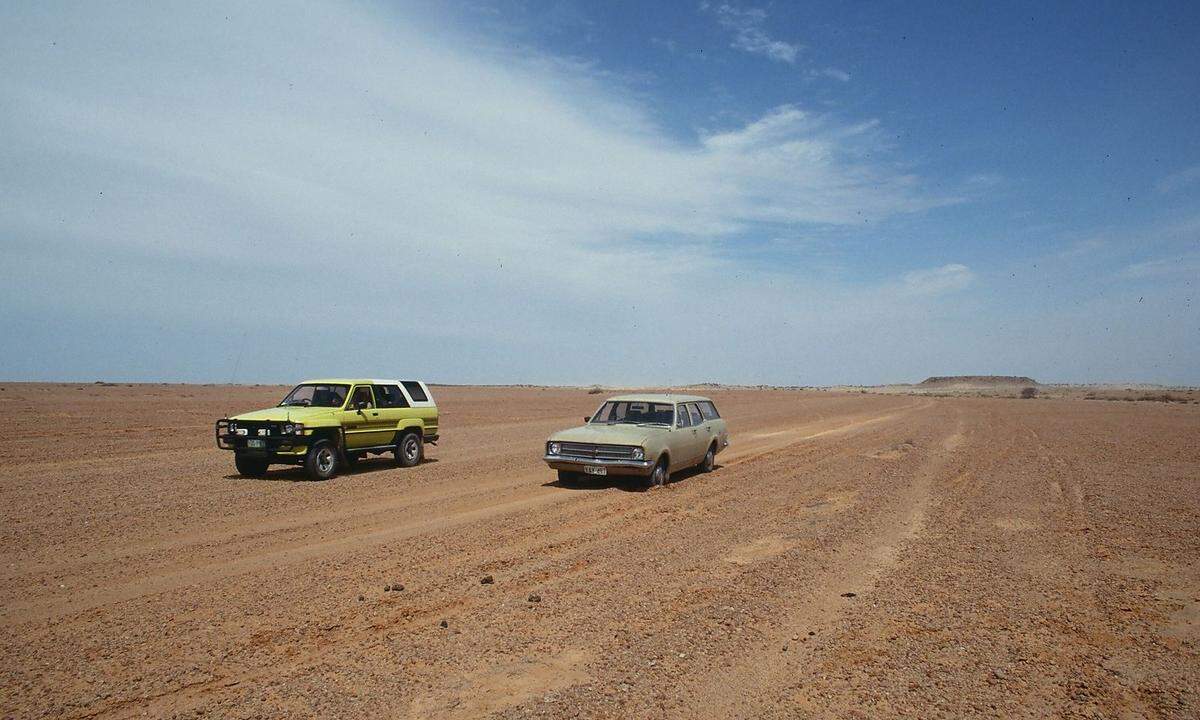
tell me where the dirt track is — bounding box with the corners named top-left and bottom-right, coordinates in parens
top-left (1, 384), bottom-right (1197, 719)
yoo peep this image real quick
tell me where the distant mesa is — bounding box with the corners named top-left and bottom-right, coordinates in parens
top-left (918, 375), bottom-right (1039, 388)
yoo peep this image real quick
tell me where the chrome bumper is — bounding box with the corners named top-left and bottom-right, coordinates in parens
top-left (543, 454), bottom-right (655, 471)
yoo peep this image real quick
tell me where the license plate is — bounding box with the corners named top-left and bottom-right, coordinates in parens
top-left (247, 439), bottom-right (266, 449)
top-left (583, 465), bottom-right (607, 476)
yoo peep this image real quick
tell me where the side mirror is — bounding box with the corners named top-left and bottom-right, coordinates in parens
top-left (355, 400), bottom-right (369, 411)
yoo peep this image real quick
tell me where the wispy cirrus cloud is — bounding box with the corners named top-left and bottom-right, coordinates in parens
top-left (0, 0), bottom-right (973, 385)
top-left (702, 2), bottom-right (801, 64)
top-left (1155, 164), bottom-right (1200, 195)
top-left (901, 264), bottom-right (975, 296)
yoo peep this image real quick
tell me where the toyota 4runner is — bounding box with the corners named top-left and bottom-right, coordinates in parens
top-left (216, 379), bottom-right (438, 480)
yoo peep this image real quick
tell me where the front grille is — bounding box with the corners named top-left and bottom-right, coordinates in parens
top-left (229, 420), bottom-right (280, 437)
top-left (559, 442), bottom-right (638, 460)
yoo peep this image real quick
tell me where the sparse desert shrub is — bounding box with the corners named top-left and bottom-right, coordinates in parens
top-left (1020, 387), bottom-right (1038, 399)
top-left (587, 386), bottom-right (603, 395)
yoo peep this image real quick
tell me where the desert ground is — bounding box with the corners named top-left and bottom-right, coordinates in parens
top-left (1, 383), bottom-right (1197, 719)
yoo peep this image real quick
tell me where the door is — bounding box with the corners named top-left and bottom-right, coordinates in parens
top-left (373, 383), bottom-right (411, 443)
top-left (672, 403), bottom-right (707, 469)
top-left (689, 402), bottom-right (716, 458)
top-left (338, 385), bottom-right (393, 448)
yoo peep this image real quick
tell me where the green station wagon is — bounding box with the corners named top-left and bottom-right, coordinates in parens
top-left (216, 379), bottom-right (438, 481)
top-left (543, 394), bottom-right (729, 488)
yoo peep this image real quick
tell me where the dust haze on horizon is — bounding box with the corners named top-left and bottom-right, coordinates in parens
top-left (2, 1), bottom-right (1198, 387)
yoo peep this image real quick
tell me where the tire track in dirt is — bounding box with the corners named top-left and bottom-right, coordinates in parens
top-left (673, 409), bottom-right (968, 718)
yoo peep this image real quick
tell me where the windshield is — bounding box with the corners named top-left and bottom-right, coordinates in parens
top-left (279, 383), bottom-right (350, 408)
top-left (590, 401), bottom-right (674, 426)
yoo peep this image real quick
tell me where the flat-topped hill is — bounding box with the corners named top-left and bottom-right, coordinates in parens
top-left (919, 375), bottom-right (1039, 387)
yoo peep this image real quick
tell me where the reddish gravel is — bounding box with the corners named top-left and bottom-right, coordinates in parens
top-left (0, 384), bottom-right (1197, 719)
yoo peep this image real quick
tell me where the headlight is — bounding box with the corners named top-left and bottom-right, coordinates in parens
top-left (283, 423), bottom-right (305, 435)
top-left (548, 441), bottom-right (561, 455)
top-left (631, 447), bottom-right (645, 460)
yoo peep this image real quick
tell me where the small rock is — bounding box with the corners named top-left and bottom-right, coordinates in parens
top-left (808, 631), bottom-right (816, 636)
top-left (384, 584), bottom-right (392, 592)
top-left (841, 592), bottom-right (857, 598)
top-left (528, 594), bottom-right (542, 603)
top-left (439, 619), bottom-right (449, 628)
top-left (357, 594), bottom-right (365, 602)
top-left (481, 575), bottom-right (495, 585)
top-left (992, 668), bottom-right (1008, 680)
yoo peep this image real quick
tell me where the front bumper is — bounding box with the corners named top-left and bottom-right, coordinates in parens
top-left (542, 454), bottom-right (655, 476)
top-left (216, 420), bottom-right (311, 454)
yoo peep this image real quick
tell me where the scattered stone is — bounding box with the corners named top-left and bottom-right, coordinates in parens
top-left (481, 575), bottom-right (495, 585)
top-left (841, 592), bottom-right (857, 598)
top-left (357, 594), bottom-right (365, 602)
top-left (808, 631), bottom-right (816, 636)
top-left (528, 593), bottom-right (542, 603)
top-left (992, 668), bottom-right (1008, 680)
top-left (384, 583), bottom-right (405, 592)
top-left (439, 619), bottom-right (449, 628)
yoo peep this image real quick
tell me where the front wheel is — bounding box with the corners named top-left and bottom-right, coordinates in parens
top-left (700, 445), bottom-right (716, 472)
top-left (395, 432), bottom-right (423, 468)
top-left (304, 440), bottom-right (339, 481)
top-left (234, 454), bottom-right (269, 478)
top-left (647, 458), bottom-right (668, 489)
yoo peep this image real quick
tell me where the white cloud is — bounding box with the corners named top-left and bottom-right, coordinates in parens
top-left (1155, 164), bottom-right (1200, 194)
top-left (901, 264), bottom-right (975, 296)
top-left (813, 67), bottom-right (851, 82)
top-left (0, 0), bottom-right (971, 384)
top-left (1122, 254), bottom-right (1200, 279)
top-left (702, 3), bottom-right (801, 64)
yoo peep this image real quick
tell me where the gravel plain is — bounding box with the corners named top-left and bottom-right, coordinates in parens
top-left (1, 383), bottom-right (1197, 719)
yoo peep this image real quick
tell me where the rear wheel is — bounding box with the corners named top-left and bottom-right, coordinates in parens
top-left (700, 444), bottom-right (716, 472)
top-left (234, 454), bottom-right (269, 478)
top-left (304, 440), bottom-right (339, 481)
top-left (395, 432), bottom-right (423, 468)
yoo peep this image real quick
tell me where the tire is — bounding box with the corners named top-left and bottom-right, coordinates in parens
top-left (700, 444), bottom-right (716, 473)
top-left (647, 458), bottom-right (668, 489)
top-left (557, 469), bottom-right (580, 485)
top-left (304, 440), bottom-right (339, 481)
top-left (234, 454), bottom-right (269, 478)
top-left (395, 431), bottom-right (423, 468)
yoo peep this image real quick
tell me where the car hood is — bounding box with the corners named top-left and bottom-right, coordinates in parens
top-left (230, 407), bottom-right (339, 423)
top-left (548, 424), bottom-right (658, 446)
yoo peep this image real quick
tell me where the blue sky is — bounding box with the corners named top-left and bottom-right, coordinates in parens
top-left (1, 1), bottom-right (1197, 385)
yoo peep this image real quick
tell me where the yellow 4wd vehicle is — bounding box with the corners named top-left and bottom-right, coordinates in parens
top-left (216, 379), bottom-right (438, 480)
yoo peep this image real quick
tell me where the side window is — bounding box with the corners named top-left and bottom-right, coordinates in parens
top-left (676, 405), bottom-right (691, 428)
top-left (374, 385), bottom-right (409, 408)
top-left (348, 385), bottom-right (374, 409)
top-left (401, 381), bottom-right (428, 402)
top-left (699, 401), bottom-right (720, 420)
top-left (688, 403), bottom-right (703, 425)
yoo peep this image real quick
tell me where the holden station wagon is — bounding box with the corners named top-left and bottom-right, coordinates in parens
top-left (543, 394), bottom-right (729, 488)
top-left (216, 379), bottom-right (438, 481)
